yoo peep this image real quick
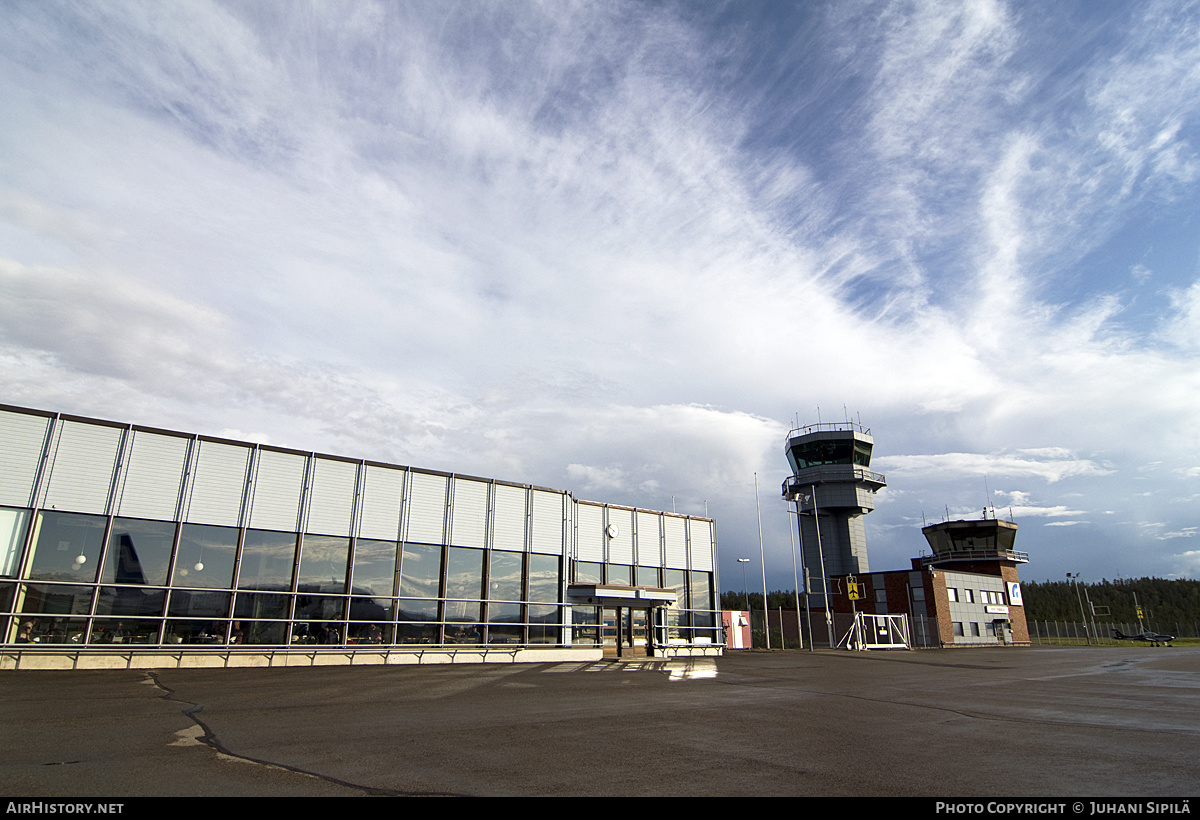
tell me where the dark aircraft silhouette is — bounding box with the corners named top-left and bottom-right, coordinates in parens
top-left (1113, 629), bottom-right (1175, 647)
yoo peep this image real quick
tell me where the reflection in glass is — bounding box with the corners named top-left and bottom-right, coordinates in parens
top-left (445, 547), bottom-right (483, 600)
top-left (398, 543), bottom-right (441, 598)
top-left (297, 535), bottom-right (349, 593)
top-left (237, 530), bottom-right (297, 591)
top-left (529, 555), bottom-right (559, 603)
top-left (488, 602), bottom-right (521, 623)
top-left (233, 592), bottom-right (291, 620)
top-left (19, 583), bottom-right (93, 615)
top-left (488, 551), bottom-right (523, 602)
top-left (350, 539), bottom-right (398, 597)
top-left (0, 507), bottom-right (30, 578)
top-left (690, 571), bottom-right (713, 611)
top-left (606, 564), bottom-right (631, 585)
top-left (529, 604), bottom-right (559, 644)
top-left (167, 590), bottom-right (230, 619)
top-left (25, 512), bottom-right (106, 582)
top-left (636, 566), bottom-right (660, 588)
top-left (172, 524), bottom-right (238, 589)
top-left (665, 569), bottom-right (687, 609)
top-left (101, 519), bottom-right (175, 586)
top-left (571, 606), bottom-right (600, 645)
top-left (396, 598), bottom-right (438, 621)
top-left (574, 561), bottom-right (602, 584)
top-left (95, 586), bottom-right (165, 617)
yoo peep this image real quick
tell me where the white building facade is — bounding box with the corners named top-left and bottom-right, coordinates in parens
top-left (0, 405), bottom-right (720, 668)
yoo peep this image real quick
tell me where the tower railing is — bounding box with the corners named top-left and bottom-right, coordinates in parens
top-left (782, 467), bottom-right (886, 498)
top-left (785, 421), bottom-right (871, 441)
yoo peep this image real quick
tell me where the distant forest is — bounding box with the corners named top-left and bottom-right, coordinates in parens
top-left (720, 577), bottom-right (1200, 625)
top-left (1018, 577), bottom-right (1200, 625)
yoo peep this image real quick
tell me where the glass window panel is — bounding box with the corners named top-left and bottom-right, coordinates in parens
top-left (172, 524), bottom-right (238, 589)
top-left (398, 542), bottom-right (442, 598)
top-left (445, 547), bottom-right (483, 600)
top-left (487, 624), bottom-right (522, 644)
top-left (0, 507), bottom-right (31, 579)
top-left (290, 617), bottom-right (344, 645)
top-left (444, 620), bottom-right (482, 643)
top-left (0, 582), bottom-right (14, 613)
top-left (488, 550), bottom-right (523, 602)
top-left (19, 583), bottom-right (93, 615)
top-left (294, 594), bottom-right (346, 623)
top-left (606, 564), bottom-right (631, 585)
top-left (571, 606), bottom-right (599, 645)
top-left (101, 519), bottom-right (175, 586)
top-left (15, 617), bottom-right (88, 644)
top-left (396, 622), bottom-right (439, 644)
top-left (529, 555), bottom-right (560, 604)
top-left (88, 618), bottom-right (160, 645)
top-left (397, 598), bottom-right (439, 621)
top-left (574, 561), bottom-right (602, 584)
top-left (350, 539), bottom-right (398, 598)
top-left (95, 586), bottom-right (166, 617)
top-left (233, 592), bottom-right (291, 621)
top-left (488, 602), bottom-right (521, 623)
top-left (665, 569), bottom-right (687, 609)
top-left (689, 571), bottom-right (713, 611)
top-left (241, 620), bottom-right (289, 645)
top-left (24, 512), bottom-right (106, 583)
top-left (164, 619), bottom-right (228, 645)
top-left (237, 530), bottom-right (297, 591)
top-left (297, 535), bottom-right (350, 593)
top-left (348, 621), bottom-right (392, 644)
top-left (349, 594), bottom-right (394, 623)
top-left (444, 600), bottom-right (481, 624)
top-left (167, 590), bottom-right (231, 619)
top-left (636, 566), bottom-right (660, 587)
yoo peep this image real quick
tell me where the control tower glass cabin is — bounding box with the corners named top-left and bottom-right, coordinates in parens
top-left (781, 423), bottom-right (886, 606)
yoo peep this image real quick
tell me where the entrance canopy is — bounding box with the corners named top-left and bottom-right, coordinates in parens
top-left (567, 584), bottom-right (677, 608)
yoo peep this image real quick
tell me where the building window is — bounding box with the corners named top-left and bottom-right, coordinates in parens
top-left (963, 589), bottom-right (974, 603)
top-left (946, 587), bottom-right (957, 602)
top-left (952, 621), bottom-right (964, 637)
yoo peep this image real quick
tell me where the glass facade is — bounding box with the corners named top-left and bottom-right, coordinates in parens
top-left (2, 503), bottom-right (718, 650)
top-left (0, 407), bottom-right (721, 655)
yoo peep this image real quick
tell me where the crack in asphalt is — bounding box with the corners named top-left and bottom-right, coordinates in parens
top-left (145, 671), bottom-right (462, 797)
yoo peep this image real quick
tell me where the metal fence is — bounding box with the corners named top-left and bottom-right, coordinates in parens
top-left (1027, 620), bottom-right (1198, 645)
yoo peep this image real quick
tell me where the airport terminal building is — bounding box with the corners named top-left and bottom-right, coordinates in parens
top-left (0, 405), bottom-right (721, 669)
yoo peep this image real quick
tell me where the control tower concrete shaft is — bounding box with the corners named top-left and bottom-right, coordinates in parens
top-left (781, 422), bottom-right (886, 604)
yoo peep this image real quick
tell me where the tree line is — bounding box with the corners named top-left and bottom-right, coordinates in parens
top-left (720, 577), bottom-right (1200, 624)
top-left (1019, 577), bottom-right (1200, 624)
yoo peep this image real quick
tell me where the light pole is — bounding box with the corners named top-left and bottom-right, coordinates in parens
top-left (1067, 572), bottom-right (1091, 645)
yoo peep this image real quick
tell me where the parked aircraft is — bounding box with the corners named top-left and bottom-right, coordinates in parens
top-left (1112, 629), bottom-right (1176, 647)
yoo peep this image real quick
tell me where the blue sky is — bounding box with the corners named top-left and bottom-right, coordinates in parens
top-left (2, 1), bottom-right (1199, 590)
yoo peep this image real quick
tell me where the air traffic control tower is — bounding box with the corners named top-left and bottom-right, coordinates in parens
top-left (781, 422), bottom-right (886, 605)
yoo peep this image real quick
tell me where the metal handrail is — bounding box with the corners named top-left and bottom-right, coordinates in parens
top-left (919, 548), bottom-right (1030, 565)
top-left (785, 421), bottom-right (871, 442)
top-left (783, 466), bottom-right (886, 486)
